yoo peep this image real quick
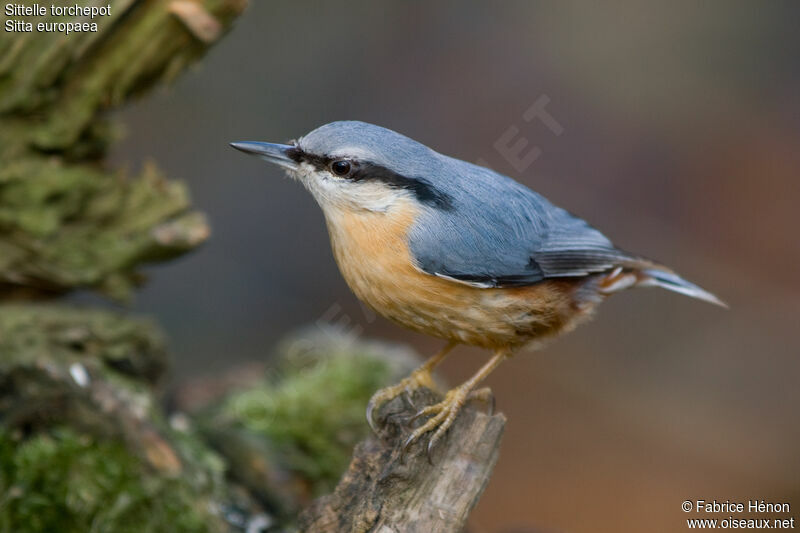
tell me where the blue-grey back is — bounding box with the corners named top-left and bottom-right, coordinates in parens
top-left (300, 121), bottom-right (636, 286)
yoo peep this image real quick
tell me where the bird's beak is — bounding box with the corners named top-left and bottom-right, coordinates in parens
top-left (229, 141), bottom-right (298, 170)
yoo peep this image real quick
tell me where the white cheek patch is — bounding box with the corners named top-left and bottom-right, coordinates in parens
top-left (292, 165), bottom-right (411, 213)
top-left (340, 180), bottom-right (409, 212)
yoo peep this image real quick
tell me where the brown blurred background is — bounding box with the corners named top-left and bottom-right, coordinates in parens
top-left (97, 2), bottom-right (799, 531)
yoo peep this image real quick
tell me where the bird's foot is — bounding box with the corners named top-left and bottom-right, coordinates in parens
top-left (402, 385), bottom-right (493, 463)
top-left (366, 368), bottom-right (437, 432)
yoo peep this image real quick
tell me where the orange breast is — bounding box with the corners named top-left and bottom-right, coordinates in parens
top-left (322, 200), bottom-right (596, 350)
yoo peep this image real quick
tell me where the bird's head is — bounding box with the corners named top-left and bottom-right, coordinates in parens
top-left (231, 121), bottom-right (452, 215)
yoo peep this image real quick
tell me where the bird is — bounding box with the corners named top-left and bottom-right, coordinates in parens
top-left (230, 120), bottom-right (724, 456)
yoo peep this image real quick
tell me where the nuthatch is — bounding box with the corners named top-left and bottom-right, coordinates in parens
top-left (231, 121), bottom-right (724, 455)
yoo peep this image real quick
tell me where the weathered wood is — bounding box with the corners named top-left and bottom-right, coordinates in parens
top-left (298, 388), bottom-right (505, 533)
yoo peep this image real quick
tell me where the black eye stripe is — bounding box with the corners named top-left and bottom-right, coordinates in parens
top-left (286, 146), bottom-right (327, 167)
top-left (288, 147), bottom-right (452, 209)
top-left (351, 163), bottom-right (453, 209)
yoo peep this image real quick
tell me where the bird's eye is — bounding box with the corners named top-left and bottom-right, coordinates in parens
top-left (330, 160), bottom-right (352, 177)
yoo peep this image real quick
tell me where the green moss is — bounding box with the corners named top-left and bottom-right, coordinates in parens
top-left (167, 417), bottom-right (228, 495)
top-left (0, 428), bottom-right (225, 533)
top-left (0, 159), bottom-right (208, 300)
top-left (0, 305), bottom-right (168, 386)
top-left (223, 351), bottom-right (392, 495)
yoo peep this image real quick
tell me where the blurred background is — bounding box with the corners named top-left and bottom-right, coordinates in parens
top-left (99, 2), bottom-right (799, 531)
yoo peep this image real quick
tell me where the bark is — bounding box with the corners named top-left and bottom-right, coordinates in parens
top-left (298, 388), bottom-right (506, 533)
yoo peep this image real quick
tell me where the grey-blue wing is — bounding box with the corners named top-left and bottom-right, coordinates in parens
top-left (407, 161), bottom-right (637, 287)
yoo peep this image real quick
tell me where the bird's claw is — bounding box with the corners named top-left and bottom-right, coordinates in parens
top-left (401, 386), bottom-right (473, 463)
top-left (366, 386), bottom-right (405, 433)
top-left (400, 385), bottom-right (497, 463)
top-left (366, 369), bottom-right (435, 433)
top-left (409, 402), bottom-right (438, 423)
top-left (365, 395), bottom-right (381, 433)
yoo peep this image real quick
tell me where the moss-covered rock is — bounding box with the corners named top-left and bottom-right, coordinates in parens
top-left (0, 427), bottom-right (226, 533)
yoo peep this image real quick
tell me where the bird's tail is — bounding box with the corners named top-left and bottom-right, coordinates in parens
top-left (597, 262), bottom-right (726, 308)
top-left (634, 266), bottom-right (727, 308)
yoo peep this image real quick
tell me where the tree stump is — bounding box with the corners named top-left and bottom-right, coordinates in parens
top-left (299, 388), bottom-right (505, 533)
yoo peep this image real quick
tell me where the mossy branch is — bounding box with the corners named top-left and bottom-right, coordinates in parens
top-left (0, 0), bottom-right (247, 299)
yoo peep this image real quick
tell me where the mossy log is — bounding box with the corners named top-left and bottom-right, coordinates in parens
top-left (0, 0), bottom-right (247, 299)
top-left (0, 305), bottom-right (264, 533)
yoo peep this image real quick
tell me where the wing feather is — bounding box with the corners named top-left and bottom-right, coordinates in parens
top-left (408, 160), bottom-right (639, 288)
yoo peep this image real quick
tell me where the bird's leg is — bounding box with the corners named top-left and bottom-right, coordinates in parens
top-left (403, 348), bottom-right (510, 459)
top-left (367, 342), bottom-right (456, 432)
